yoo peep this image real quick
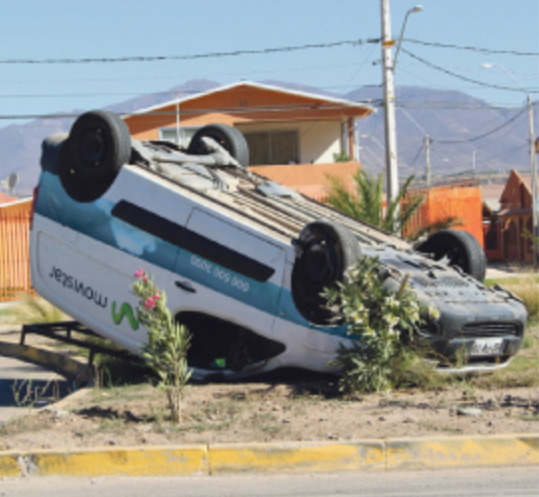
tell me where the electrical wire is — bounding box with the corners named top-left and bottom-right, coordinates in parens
top-left (0, 40), bottom-right (372, 65)
top-left (434, 108), bottom-right (528, 143)
top-left (407, 141), bottom-right (425, 168)
top-left (404, 39), bottom-right (539, 57)
top-left (401, 48), bottom-right (539, 94)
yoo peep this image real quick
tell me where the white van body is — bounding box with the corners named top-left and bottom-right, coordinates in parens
top-left (29, 112), bottom-right (528, 378)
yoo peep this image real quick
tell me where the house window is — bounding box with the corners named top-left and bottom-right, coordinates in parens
top-left (160, 127), bottom-right (201, 148)
top-left (244, 130), bottom-right (299, 165)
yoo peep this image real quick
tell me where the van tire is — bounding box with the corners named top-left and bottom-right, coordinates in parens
top-left (292, 220), bottom-right (361, 325)
top-left (416, 229), bottom-right (486, 282)
top-left (58, 142), bottom-right (113, 202)
top-left (61, 110), bottom-right (131, 184)
top-left (188, 124), bottom-right (249, 168)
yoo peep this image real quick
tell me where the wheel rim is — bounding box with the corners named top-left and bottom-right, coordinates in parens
top-left (300, 233), bottom-right (338, 286)
top-left (79, 127), bottom-right (108, 167)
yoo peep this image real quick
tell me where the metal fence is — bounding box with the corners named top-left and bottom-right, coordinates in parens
top-left (0, 213), bottom-right (35, 301)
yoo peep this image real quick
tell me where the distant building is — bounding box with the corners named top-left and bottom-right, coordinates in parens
top-left (123, 81), bottom-right (375, 200)
top-left (482, 170), bottom-right (536, 262)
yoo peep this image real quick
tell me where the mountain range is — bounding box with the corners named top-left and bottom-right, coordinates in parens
top-left (0, 79), bottom-right (536, 195)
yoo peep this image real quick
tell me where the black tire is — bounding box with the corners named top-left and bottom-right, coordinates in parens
top-left (61, 110), bottom-right (131, 183)
top-left (416, 229), bottom-right (486, 282)
top-left (58, 110), bottom-right (131, 202)
top-left (187, 124), bottom-right (249, 168)
top-left (292, 220), bottom-right (361, 325)
top-left (58, 143), bottom-right (113, 202)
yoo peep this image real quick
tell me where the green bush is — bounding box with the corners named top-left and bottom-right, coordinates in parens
top-left (324, 256), bottom-right (439, 394)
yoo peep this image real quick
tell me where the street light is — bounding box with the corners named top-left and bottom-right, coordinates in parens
top-left (482, 63), bottom-right (538, 264)
top-left (380, 1), bottom-right (423, 205)
top-left (393, 5), bottom-right (423, 73)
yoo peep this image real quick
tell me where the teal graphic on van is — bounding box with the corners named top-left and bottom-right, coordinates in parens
top-left (111, 302), bottom-right (140, 331)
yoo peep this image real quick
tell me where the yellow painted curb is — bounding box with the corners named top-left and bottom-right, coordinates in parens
top-left (23, 445), bottom-right (208, 477)
top-left (386, 435), bottom-right (539, 470)
top-left (0, 436), bottom-right (536, 477)
top-left (0, 454), bottom-right (21, 477)
top-left (209, 441), bottom-right (385, 474)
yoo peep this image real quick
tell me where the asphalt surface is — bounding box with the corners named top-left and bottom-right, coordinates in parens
top-left (0, 467), bottom-right (537, 496)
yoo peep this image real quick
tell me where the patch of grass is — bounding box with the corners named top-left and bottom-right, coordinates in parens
top-left (98, 418), bottom-right (127, 432)
top-left (6, 294), bottom-right (70, 324)
top-left (417, 422), bottom-right (463, 434)
top-left (520, 414), bottom-right (539, 422)
top-left (90, 384), bottom-right (154, 405)
top-left (484, 275), bottom-right (539, 321)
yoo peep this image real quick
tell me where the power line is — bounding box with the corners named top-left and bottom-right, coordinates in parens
top-left (401, 48), bottom-right (539, 94)
top-left (408, 141), bottom-right (425, 168)
top-left (404, 38), bottom-right (539, 57)
top-left (434, 107), bottom-right (528, 144)
top-left (0, 39), bottom-right (374, 65)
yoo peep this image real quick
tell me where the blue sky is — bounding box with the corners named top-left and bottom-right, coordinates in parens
top-left (0, 0), bottom-right (537, 127)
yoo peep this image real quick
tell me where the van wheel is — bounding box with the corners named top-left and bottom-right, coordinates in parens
top-left (58, 111), bottom-right (131, 202)
top-left (416, 229), bottom-right (486, 282)
top-left (60, 110), bottom-right (131, 181)
top-left (292, 220), bottom-right (361, 325)
top-left (188, 124), bottom-right (249, 168)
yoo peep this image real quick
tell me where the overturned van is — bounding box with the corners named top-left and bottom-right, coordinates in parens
top-left (30, 110), bottom-right (527, 379)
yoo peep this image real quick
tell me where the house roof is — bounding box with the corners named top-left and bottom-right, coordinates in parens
top-left (0, 192), bottom-right (17, 205)
top-left (125, 81), bottom-right (376, 120)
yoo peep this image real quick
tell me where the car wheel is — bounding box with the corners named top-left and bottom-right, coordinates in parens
top-left (416, 229), bottom-right (486, 282)
top-left (61, 110), bottom-right (131, 182)
top-left (188, 124), bottom-right (249, 168)
top-left (58, 142), bottom-right (114, 202)
top-left (58, 110), bottom-right (131, 202)
top-left (292, 220), bottom-right (361, 325)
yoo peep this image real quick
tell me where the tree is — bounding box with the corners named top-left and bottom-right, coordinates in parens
top-left (326, 169), bottom-right (458, 240)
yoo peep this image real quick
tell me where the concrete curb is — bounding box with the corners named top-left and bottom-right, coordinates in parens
top-left (0, 435), bottom-right (536, 477)
top-left (0, 338), bottom-right (94, 382)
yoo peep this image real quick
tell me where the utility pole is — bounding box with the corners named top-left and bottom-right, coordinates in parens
top-left (380, 0), bottom-right (399, 203)
top-left (483, 63), bottom-right (538, 265)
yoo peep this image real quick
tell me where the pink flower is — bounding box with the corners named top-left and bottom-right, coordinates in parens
top-left (134, 268), bottom-right (144, 278)
top-left (153, 293), bottom-right (161, 300)
top-left (144, 297), bottom-right (156, 311)
top-left (142, 276), bottom-right (148, 282)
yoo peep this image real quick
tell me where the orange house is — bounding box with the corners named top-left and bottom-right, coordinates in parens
top-left (483, 170), bottom-right (536, 262)
top-left (123, 81), bottom-right (375, 199)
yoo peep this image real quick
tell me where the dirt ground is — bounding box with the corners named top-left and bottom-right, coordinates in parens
top-left (1, 379), bottom-right (538, 451)
top-left (0, 306), bottom-right (537, 451)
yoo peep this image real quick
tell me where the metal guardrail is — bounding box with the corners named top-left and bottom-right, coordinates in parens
top-left (20, 321), bottom-right (141, 366)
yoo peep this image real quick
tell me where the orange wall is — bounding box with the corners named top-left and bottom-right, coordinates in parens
top-left (410, 186), bottom-right (484, 247)
top-left (249, 162), bottom-right (360, 198)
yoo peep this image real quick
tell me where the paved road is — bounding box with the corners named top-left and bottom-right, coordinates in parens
top-left (0, 354), bottom-right (67, 422)
top-left (0, 467), bottom-right (537, 496)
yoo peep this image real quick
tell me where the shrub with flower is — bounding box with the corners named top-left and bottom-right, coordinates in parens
top-left (324, 256), bottom-right (439, 394)
top-left (132, 269), bottom-right (191, 423)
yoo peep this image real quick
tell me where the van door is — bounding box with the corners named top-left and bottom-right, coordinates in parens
top-left (170, 208), bottom-right (286, 335)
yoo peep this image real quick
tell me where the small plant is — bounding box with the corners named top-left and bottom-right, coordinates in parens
top-left (324, 256), bottom-right (439, 394)
top-left (333, 151), bottom-right (350, 163)
top-left (132, 269), bottom-right (192, 423)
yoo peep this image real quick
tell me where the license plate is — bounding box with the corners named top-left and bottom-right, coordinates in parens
top-left (470, 338), bottom-right (504, 356)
